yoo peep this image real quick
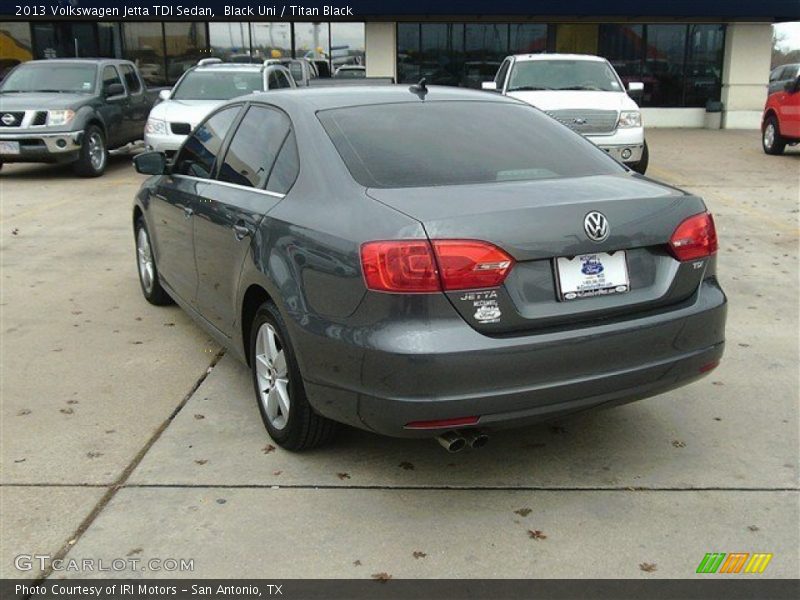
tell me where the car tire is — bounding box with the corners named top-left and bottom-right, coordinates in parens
top-left (73, 125), bottom-right (108, 177)
top-left (250, 301), bottom-right (337, 451)
top-left (134, 216), bottom-right (172, 306)
top-left (631, 140), bottom-right (649, 175)
top-left (762, 115), bottom-right (786, 155)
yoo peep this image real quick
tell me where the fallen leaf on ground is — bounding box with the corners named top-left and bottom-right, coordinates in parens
top-left (272, 470), bottom-right (282, 476)
top-left (262, 444), bottom-right (276, 454)
top-left (399, 461), bottom-right (415, 470)
top-left (672, 440), bottom-right (686, 448)
top-left (514, 508), bottom-right (532, 517)
top-left (371, 572), bottom-right (392, 582)
top-left (194, 459), bottom-right (208, 465)
top-left (747, 525), bottom-right (759, 531)
top-left (639, 563), bottom-right (657, 573)
top-left (86, 452), bottom-right (103, 459)
top-left (59, 408), bottom-right (74, 415)
top-left (194, 414), bottom-right (205, 420)
top-left (126, 548), bottom-right (143, 557)
top-left (17, 409), bottom-right (31, 416)
top-left (337, 472), bottom-right (351, 480)
top-left (353, 560), bottom-right (362, 566)
top-left (528, 530), bottom-right (547, 540)
top-left (412, 551), bottom-right (427, 559)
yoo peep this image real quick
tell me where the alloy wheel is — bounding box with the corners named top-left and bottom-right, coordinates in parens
top-left (136, 227), bottom-right (155, 294)
top-left (88, 131), bottom-right (105, 171)
top-left (255, 323), bottom-right (291, 430)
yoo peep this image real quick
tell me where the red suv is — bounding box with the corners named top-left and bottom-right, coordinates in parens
top-left (762, 63), bottom-right (800, 155)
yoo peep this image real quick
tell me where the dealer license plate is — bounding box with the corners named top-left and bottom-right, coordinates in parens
top-left (556, 251), bottom-right (630, 301)
top-left (0, 141), bottom-right (20, 154)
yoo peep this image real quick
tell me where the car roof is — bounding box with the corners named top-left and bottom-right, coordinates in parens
top-left (512, 53), bottom-right (607, 63)
top-left (241, 84), bottom-right (520, 111)
top-left (195, 63), bottom-right (264, 72)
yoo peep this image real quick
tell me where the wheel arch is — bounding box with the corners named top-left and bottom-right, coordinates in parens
top-left (240, 284), bottom-right (276, 367)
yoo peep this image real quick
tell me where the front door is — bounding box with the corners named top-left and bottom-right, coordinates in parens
top-left (193, 104), bottom-right (296, 335)
top-left (150, 105), bottom-right (241, 305)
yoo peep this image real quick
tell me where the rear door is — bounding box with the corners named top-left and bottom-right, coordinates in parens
top-left (118, 63), bottom-right (149, 142)
top-left (192, 103), bottom-right (297, 334)
top-left (149, 106), bottom-right (241, 304)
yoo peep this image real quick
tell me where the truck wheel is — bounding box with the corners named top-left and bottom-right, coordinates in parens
top-left (762, 116), bottom-right (786, 155)
top-left (250, 301), bottom-right (337, 451)
top-left (73, 125), bottom-right (107, 177)
top-left (631, 141), bottom-right (649, 175)
top-left (134, 216), bottom-right (172, 306)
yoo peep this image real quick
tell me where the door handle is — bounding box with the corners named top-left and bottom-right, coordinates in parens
top-left (233, 223), bottom-right (251, 240)
top-left (183, 207), bottom-right (193, 219)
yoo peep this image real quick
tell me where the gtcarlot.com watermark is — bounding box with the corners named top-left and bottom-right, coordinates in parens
top-left (15, 554), bottom-right (195, 573)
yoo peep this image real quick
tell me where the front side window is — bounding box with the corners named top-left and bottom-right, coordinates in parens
top-left (0, 63), bottom-right (96, 93)
top-left (507, 59), bottom-right (622, 92)
top-left (319, 101), bottom-right (624, 188)
top-left (102, 65), bottom-right (123, 93)
top-left (172, 70), bottom-right (264, 100)
top-left (217, 105), bottom-right (291, 189)
top-left (174, 106), bottom-right (240, 179)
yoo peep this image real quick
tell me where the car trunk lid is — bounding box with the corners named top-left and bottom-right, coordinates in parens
top-left (366, 174), bottom-right (712, 335)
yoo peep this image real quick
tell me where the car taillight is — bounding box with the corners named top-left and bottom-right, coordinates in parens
top-left (360, 240), bottom-right (514, 293)
top-left (668, 212), bottom-right (718, 261)
top-left (432, 240), bottom-right (514, 291)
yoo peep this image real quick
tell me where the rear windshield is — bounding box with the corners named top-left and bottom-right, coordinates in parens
top-left (318, 101), bottom-right (624, 188)
top-left (172, 70), bottom-right (263, 100)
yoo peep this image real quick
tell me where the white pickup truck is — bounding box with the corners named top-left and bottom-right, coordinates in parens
top-left (483, 53), bottom-right (648, 174)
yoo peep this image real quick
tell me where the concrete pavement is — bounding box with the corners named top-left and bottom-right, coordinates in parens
top-left (1, 130), bottom-right (798, 580)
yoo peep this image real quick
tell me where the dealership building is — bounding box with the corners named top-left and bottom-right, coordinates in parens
top-left (1, 1), bottom-right (797, 128)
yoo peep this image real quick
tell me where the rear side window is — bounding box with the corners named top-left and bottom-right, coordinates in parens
top-left (119, 64), bottom-right (141, 94)
top-left (318, 101), bottom-right (624, 188)
top-left (267, 132), bottom-right (300, 194)
top-left (174, 106), bottom-right (240, 179)
top-left (218, 105), bottom-right (291, 189)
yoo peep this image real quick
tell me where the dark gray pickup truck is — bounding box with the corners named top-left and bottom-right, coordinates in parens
top-left (0, 59), bottom-right (159, 176)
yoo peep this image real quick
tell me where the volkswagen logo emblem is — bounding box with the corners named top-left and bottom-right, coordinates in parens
top-left (573, 117), bottom-right (587, 125)
top-left (1, 113), bottom-right (16, 126)
top-left (584, 211), bottom-right (610, 242)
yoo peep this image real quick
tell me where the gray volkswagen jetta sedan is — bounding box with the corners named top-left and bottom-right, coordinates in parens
top-left (132, 85), bottom-right (726, 451)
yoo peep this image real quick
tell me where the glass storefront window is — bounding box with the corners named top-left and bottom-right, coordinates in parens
top-left (598, 24), bottom-right (644, 89)
top-left (97, 23), bottom-right (122, 59)
top-left (250, 22), bottom-right (291, 61)
top-left (165, 23), bottom-right (208, 83)
top-left (0, 22), bottom-right (33, 79)
top-left (509, 24), bottom-right (548, 55)
top-left (122, 23), bottom-right (166, 86)
top-left (397, 23), bottom-right (421, 83)
top-left (422, 24), bottom-right (463, 86)
top-left (294, 22), bottom-right (329, 60)
top-left (32, 23), bottom-right (98, 59)
top-left (331, 22), bottom-right (365, 69)
top-left (643, 24), bottom-right (687, 107)
top-left (684, 24), bottom-right (725, 108)
top-left (463, 24), bottom-right (505, 87)
top-left (209, 22), bottom-right (250, 61)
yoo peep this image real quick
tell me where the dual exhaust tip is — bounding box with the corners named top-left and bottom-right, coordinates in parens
top-left (435, 429), bottom-right (489, 453)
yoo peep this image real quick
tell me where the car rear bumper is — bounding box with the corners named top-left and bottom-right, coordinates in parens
top-left (298, 278), bottom-right (727, 437)
top-left (0, 130), bottom-right (83, 163)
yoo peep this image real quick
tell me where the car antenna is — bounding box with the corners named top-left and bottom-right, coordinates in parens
top-left (409, 78), bottom-right (428, 100)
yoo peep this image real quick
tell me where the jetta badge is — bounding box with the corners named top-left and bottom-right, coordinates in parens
top-left (584, 211), bottom-right (610, 242)
top-left (1, 113), bottom-right (16, 126)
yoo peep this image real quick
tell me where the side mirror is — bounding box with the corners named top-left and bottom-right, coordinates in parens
top-left (105, 82), bottom-right (125, 97)
top-left (133, 151), bottom-right (167, 175)
top-left (627, 81), bottom-right (644, 95)
top-left (481, 81), bottom-right (498, 91)
top-left (158, 89), bottom-right (171, 101)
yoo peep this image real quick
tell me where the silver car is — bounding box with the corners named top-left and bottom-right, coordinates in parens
top-left (144, 58), bottom-right (295, 158)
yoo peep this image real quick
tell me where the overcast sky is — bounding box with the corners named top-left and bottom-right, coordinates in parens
top-left (774, 22), bottom-right (800, 51)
